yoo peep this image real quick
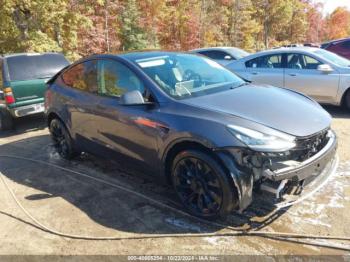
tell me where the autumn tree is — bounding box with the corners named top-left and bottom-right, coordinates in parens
top-left (326, 7), bottom-right (350, 40)
top-left (119, 0), bottom-right (148, 51)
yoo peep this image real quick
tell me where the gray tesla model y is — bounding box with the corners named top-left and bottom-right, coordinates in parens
top-left (45, 51), bottom-right (337, 219)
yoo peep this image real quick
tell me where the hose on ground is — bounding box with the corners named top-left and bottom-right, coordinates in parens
top-left (0, 155), bottom-right (349, 251)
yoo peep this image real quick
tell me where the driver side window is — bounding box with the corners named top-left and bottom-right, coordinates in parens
top-left (287, 54), bottom-right (322, 70)
top-left (98, 59), bottom-right (145, 97)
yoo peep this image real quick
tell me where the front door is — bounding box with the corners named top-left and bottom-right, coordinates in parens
top-left (94, 59), bottom-right (161, 172)
top-left (284, 53), bottom-right (340, 103)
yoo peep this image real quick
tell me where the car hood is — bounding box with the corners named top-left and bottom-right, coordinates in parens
top-left (183, 84), bottom-right (332, 137)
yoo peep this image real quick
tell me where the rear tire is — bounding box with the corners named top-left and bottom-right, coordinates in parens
top-left (49, 118), bottom-right (80, 160)
top-left (171, 149), bottom-right (237, 220)
top-left (0, 107), bottom-right (14, 131)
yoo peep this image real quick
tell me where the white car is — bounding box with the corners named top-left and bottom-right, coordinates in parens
top-left (226, 47), bottom-right (350, 109)
top-left (190, 47), bottom-right (250, 66)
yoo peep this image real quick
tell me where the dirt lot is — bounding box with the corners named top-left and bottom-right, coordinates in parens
top-left (0, 105), bottom-right (349, 255)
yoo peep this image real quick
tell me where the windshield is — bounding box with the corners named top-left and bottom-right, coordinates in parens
top-left (229, 48), bottom-right (250, 59)
top-left (7, 54), bottom-right (70, 81)
top-left (135, 53), bottom-right (245, 99)
top-left (314, 49), bottom-right (350, 67)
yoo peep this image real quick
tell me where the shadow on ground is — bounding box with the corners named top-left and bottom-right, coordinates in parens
top-left (0, 114), bottom-right (46, 138)
top-left (0, 133), bottom-right (290, 236)
top-left (323, 105), bottom-right (350, 119)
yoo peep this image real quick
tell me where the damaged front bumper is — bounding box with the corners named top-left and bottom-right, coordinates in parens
top-left (263, 129), bottom-right (337, 182)
top-left (216, 129), bottom-right (338, 211)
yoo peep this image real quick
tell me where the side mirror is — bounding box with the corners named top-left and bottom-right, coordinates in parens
top-left (224, 55), bottom-right (232, 60)
top-left (120, 90), bottom-right (147, 105)
top-left (317, 64), bottom-right (333, 73)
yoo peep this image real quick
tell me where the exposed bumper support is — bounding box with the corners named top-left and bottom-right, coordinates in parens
top-left (263, 130), bottom-right (337, 182)
top-left (216, 129), bottom-right (337, 212)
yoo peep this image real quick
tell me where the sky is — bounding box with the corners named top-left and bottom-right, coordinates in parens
top-left (314, 0), bottom-right (350, 16)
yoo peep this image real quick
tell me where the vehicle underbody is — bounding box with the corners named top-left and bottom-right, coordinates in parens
top-left (216, 129), bottom-right (338, 211)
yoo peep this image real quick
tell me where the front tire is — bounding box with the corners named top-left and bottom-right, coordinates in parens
top-left (171, 149), bottom-right (236, 219)
top-left (49, 118), bottom-right (80, 159)
top-left (0, 108), bottom-right (14, 131)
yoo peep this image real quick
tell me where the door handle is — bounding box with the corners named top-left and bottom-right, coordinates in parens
top-left (251, 72), bottom-right (258, 75)
top-left (289, 73), bottom-right (297, 76)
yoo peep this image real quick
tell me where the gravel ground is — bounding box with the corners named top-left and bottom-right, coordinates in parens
top-left (0, 106), bottom-right (349, 256)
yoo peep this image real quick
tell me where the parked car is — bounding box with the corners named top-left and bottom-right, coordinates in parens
top-left (46, 51), bottom-right (337, 219)
top-left (190, 47), bottom-right (249, 66)
top-left (226, 47), bottom-right (350, 109)
top-left (0, 53), bottom-right (70, 130)
top-left (321, 38), bottom-right (350, 60)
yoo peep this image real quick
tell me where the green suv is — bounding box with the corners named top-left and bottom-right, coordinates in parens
top-left (0, 53), bottom-right (69, 130)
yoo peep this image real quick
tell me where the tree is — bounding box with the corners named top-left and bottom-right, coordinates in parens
top-left (119, 0), bottom-right (148, 51)
top-left (326, 7), bottom-right (350, 40)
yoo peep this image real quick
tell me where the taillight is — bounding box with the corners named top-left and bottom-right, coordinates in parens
top-left (45, 89), bottom-right (52, 109)
top-left (4, 87), bottom-right (15, 104)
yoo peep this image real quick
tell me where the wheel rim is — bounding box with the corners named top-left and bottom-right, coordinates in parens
top-left (173, 157), bottom-right (223, 216)
top-left (50, 121), bottom-right (69, 157)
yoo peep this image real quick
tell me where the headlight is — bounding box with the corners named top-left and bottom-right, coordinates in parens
top-left (227, 125), bottom-right (296, 152)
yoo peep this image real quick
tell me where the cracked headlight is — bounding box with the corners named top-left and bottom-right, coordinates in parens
top-left (227, 125), bottom-right (296, 152)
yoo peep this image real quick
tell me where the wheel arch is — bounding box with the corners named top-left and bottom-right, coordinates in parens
top-left (162, 139), bottom-right (228, 185)
top-left (340, 87), bottom-right (350, 107)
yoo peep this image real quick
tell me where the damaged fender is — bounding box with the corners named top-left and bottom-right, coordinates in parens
top-left (215, 151), bottom-right (254, 211)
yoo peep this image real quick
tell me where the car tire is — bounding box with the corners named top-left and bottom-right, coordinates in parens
top-left (344, 90), bottom-right (350, 110)
top-left (49, 118), bottom-right (80, 160)
top-left (0, 107), bottom-right (14, 131)
top-left (171, 149), bottom-right (237, 220)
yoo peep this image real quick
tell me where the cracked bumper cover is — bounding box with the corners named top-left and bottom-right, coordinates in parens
top-left (216, 130), bottom-right (337, 211)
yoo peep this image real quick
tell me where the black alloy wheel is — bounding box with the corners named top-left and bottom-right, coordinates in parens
top-left (171, 150), bottom-right (236, 219)
top-left (49, 118), bottom-right (79, 159)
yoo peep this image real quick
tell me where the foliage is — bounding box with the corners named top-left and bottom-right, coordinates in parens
top-left (0, 0), bottom-right (349, 60)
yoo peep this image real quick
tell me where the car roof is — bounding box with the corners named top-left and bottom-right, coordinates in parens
top-left (260, 46), bottom-right (321, 54)
top-left (190, 47), bottom-right (241, 52)
top-left (323, 37), bottom-right (350, 45)
top-left (1, 52), bottom-right (64, 58)
top-left (93, 51), bottom-right (195, 62)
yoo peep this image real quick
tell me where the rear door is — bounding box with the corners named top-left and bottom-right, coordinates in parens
top-left (244, 53), bottom-right (284, 87)
top-left (59, 60), bottom-right (104, 152)
top-left (284, 53), bottom-right (340, 102)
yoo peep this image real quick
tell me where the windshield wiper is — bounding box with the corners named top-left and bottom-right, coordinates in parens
top-left (37, 75), bottom-right (53, 79)
top-left (232, 82), bottom-right (249, 89)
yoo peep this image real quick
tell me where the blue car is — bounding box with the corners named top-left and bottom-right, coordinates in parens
top-left (45, 51), bottom-right (337, 219)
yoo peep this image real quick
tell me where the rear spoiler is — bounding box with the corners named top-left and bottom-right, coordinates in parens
top-left (47, 65), bottom-right (69, 85)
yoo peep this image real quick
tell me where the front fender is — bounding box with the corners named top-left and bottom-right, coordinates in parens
top-left (215, 150), bottom-right (254, 211)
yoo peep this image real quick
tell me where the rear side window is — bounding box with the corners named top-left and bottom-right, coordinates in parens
top-left (6, 54), bottom-right (69, 81)
top-left (245, 54), bottom-right (282, 68)
top-left (62, 60), bottom-right (98, 93)
top-left (99, 60), bottom-right (144, 97)
top-left (198, 51), bottom-right (229, 60)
